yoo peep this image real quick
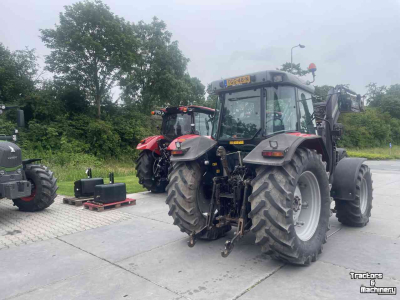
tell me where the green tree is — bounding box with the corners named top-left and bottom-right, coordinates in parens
top-left (40, 0), bottom-right (137, 118)
top-left (0, 43), bottom-right (38, 103)
top-left (277, 62), bottom-right (309, 77)
top-left (365, 82), bottom-right (387, 106)
top-left (120, 17), bottom-right (203, 111)
top-left (314, 85), bottom-right (334, 102)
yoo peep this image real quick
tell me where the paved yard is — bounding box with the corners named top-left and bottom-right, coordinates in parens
top-left (0, 161), bottom-right (399, 299)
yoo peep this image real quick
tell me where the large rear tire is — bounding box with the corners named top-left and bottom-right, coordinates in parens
top-left (136, 150), bottom-right (166, 193)
top-left (249, 148), bottom-right (331, 265)
top-left (335, 164), bottom-right (373, 227)
top-left (166, 161), bottom-right (207, 234)
top-left (12, 165), bottom-right (58, 212)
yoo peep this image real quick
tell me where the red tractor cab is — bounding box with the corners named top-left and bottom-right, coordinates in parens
top-left (136, 105), bottom-right (214, 193)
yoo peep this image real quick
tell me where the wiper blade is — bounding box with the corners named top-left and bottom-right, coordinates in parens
top-left (228, 96), bottom-right (259, 101)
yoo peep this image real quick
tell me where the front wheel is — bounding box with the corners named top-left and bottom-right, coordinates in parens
top-left (335, 164), bottom-right (373, 227)
top-left (249, 148), bottom-right (331, 265)
top-left (12, 164), bottom-right (58, 212)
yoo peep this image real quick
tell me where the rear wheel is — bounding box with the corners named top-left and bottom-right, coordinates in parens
top-left (12, 164), bottom-right (58, 212)
top-left (249, 148), bottom-right (331, 265)
top-left (335, 164), bottom-right (373, 227)
top-left (166, 162), bottom-right (207, 234)
top-left (136, 150), bottom-right (167, 193)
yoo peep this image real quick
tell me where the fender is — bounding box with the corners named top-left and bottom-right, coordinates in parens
top-left (167, 134), bottom-right (201, 151)
top-left (136, 135), bottom-right (164, 155)
top-left (331, 157), bottom-right (366, 201)
top-left (243, 133), bottom-right (329, 167)
top-left (170, 136), bottom-right (217, 162)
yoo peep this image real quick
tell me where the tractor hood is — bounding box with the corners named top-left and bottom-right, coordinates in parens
top-left (0, 142), bottom-right (22, 169)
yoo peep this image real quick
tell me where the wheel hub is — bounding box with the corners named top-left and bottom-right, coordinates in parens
top-left (293, 171), bottom-right (321, 241)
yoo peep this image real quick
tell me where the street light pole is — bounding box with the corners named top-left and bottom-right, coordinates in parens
top-left (291, 44), bottom-right (305, 73)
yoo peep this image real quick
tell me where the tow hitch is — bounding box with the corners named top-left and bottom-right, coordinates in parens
top-left (221, 179), bottom-right (251, 257)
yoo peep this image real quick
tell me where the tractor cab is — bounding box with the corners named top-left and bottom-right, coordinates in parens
top-left (153, 106), bottom-right (214, 141)
top-left (209, 71), bottom-right (316, 151)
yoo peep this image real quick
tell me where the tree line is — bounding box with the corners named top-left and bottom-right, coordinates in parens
top-left (1, 0), bottom-right (399, 164)
top-left (0, 0), bottom-right (211, 162)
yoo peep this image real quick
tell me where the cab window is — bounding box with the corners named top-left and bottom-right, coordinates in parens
top-left (298, 90), bottom-right (316, 134)
top-left (194, 112), bottom-right (213, 136)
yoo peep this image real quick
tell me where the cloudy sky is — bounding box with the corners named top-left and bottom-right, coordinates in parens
top-left (1, 0), bottom-right (400, 95)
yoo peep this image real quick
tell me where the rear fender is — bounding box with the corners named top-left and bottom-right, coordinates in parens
top-left (167, 134), bottom-right (200, 151)
top-left (136, 135), bottom-right (164, 155)
top-left (331, 157), bottom-right (366, 200)
top-left (170, 136), bottom-right (217, 162)
top-left (243, 133), bottom-right (329, 167)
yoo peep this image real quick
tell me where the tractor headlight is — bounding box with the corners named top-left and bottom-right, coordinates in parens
top-left (0, 171), bottom-right (4, 176)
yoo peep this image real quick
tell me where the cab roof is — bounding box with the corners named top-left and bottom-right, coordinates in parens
top-left (209, 70), bottom-right (315, 94)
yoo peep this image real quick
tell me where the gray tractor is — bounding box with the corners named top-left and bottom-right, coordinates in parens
top-left (166, 66), bottom-right (373, 265)
top-left (0, 106), bottom-right (58, 211)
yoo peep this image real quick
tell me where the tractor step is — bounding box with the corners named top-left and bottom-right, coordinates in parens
top-left (83, 198), bottom-right (136, 212)
top-left (63, 196), bottom-right (94, 206)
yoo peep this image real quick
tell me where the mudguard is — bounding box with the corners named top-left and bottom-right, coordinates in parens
top-left (170, 136), bottom-right (217, 162)
top-left (136, 135), bottom-right (164, 155)
top-left (167, 134), bottom-right (200, 151)
top-left (331, 157), bottom-right (366, 201)
top-left (243, 133), bottom-right (328, 166)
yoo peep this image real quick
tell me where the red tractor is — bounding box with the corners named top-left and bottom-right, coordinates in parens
top-left (136, 106), bottom-right (214, 193)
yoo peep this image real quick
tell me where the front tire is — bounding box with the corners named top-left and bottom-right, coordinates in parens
top-left (13, 164), bottom-right (58, 212)
top-left (249, 148), bottom-right (331, 265)
top-left (335, 164), bottom-right (373, 227)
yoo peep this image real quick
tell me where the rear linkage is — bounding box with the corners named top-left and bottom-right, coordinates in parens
top-left (187, 146), bottom-right (252, 258)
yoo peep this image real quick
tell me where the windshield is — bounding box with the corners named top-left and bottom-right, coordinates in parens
top-left (213, 86), bottom-right (301, 140)
top-left (218, 89), bottom-right (261, 139)
top-left (163, 113), bottom-right (192, 138)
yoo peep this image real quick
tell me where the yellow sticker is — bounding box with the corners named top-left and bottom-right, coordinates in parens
top-left (226, 75), bottom-right (251, 87)
top-left (216, 169), bottom-right (221, 173)
top-left (212, 162), bottom-right (218, 166)
top-left (229, 141), bottom-right (244, 145)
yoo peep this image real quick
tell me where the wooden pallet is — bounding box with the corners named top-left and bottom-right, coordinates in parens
top-left (63, 196), bottom-right (94, 206)
top-left (83, 198), bottom-right (136, 212)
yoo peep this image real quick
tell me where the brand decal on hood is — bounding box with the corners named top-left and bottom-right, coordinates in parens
top-left (8, 146), bottom-right (15, 153)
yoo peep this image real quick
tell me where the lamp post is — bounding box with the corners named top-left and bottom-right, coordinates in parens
top-left (291, 44), bottom-right (305, 72)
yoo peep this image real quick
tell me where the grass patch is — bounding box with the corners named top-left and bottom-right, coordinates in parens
top-left (57, 175), bottom-right (146, 197)
top-left (27, 154), bottom-right (148, 196)
top-left (347, 146), bottom-right (400, 160)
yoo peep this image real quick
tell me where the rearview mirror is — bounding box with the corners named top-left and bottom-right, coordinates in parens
top-left (17, 109), bottom-right (25, 127)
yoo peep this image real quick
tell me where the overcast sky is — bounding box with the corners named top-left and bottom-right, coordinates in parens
top-left (1, 0), bottom-right (400, 95)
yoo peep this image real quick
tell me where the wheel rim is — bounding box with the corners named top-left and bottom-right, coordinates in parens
top-left (360, 178), bottom-right (368, 214)
top-left (293, 171), bottom-right (321, 241)
top-left (20, 180), bottom-right (36, 202)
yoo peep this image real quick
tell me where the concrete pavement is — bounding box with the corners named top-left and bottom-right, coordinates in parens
top-left (1, 161), bottom-right (399, 299)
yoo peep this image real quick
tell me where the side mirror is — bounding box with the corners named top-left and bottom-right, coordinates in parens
top-left (17, 109), bottom-right (25, 127)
